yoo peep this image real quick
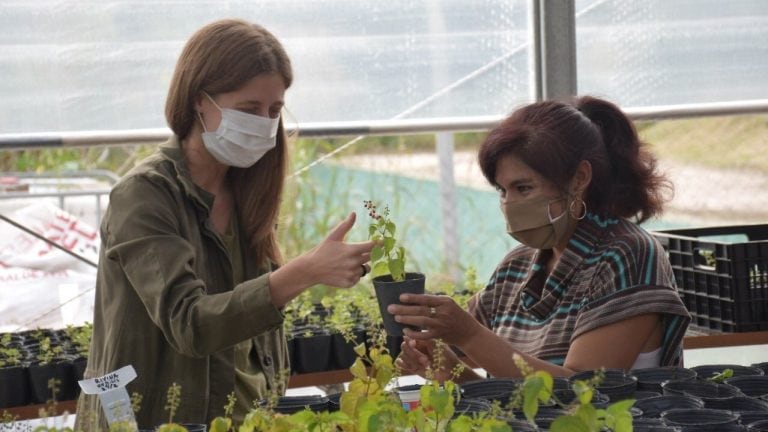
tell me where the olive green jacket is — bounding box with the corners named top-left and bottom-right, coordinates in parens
top-left (75, 138), bottom-right (289, 431)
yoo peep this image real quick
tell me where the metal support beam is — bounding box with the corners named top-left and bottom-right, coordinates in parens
top-left (436, 132), bottom-right (461, 284)
top-left (535, 0), bottom-right (578, 100)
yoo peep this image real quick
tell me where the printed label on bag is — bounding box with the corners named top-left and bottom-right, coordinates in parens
top-left (78, 365), bottom-right (138, 426)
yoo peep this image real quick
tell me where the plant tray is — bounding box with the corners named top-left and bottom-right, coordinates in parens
top-left (652, 224), bottom-right (768, 332)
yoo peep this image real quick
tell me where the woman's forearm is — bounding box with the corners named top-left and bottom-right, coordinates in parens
top-left (460, 325), bottom-right (576, 378)
top-left (268, 256), bottom-right (313, 308)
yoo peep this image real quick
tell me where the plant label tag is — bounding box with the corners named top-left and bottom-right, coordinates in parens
top-left (78, 365), bottom-right (138, 426)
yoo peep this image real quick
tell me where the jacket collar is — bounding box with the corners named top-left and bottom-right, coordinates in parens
top-left (158, 136), bottom-right (216, 212)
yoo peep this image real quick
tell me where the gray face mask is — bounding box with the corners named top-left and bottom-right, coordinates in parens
top-left (198, 92), bottom-right (280, 168)
top-left (500, 195), bottom-right (570, 249)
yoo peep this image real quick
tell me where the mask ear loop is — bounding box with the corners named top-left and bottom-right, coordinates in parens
top-left (546, 197), bottom-right (568, 222)
top-left (281, 105), bottom-right (299, 140)
top-left (196, 111), bottom-right (209, 133)
top-left (197, 91), bottom-right (221, 134)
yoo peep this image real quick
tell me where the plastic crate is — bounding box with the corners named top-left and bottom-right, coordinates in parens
top-left (652, 224), bottom-right (768, 332)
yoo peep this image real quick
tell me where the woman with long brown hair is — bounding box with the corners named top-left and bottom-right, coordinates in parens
top-left (75, 19), bottom-right (374, 430)
top-left (390, 96), bottom-right (690, 381)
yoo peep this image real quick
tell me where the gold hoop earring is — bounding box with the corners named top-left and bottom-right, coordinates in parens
top-left (570, 198), bottom-right (587, 220)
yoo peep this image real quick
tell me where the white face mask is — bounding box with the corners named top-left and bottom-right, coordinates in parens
top-left (198, 92), bottom-right (280, 168)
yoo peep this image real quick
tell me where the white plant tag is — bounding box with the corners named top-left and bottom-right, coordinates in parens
top-left (78, 365), bottom-right (138, 427)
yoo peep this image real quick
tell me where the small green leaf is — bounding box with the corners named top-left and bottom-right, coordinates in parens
top-left (386, 221), bottom-right (396, 236)
top-left (383, 237), bottom-right (395, 254)
top-left (484, 420), bottom-right (513, 432)
top-left (606, 398), bottom-right (635, 416)
top-left (707, 368), bottom-right (734, 383)
top-left (371, 245), bottom-right (384, 262)
top-left (353, 343), bottom-right (366, 357)
top-left (368, 224), bottom-right (377, 236)
top-left (575, 404), bottom-right (598, 431)
top-left (372, 261), bottom-right (389, 278)
top-left (350, 358), bottom-right (367, 380)
top-left (534, 370), bottom-right (554, 402)
top-left (523, 377), bottom-right (543, 422)
top-left (389, 259), bottom-right (405, 281)
top-left (447, 416), bottom-right (472, 432)
top-left (209, 417), bottom-right (230, 432)
top-left (572, 380), bottom-right (594, 405)
top-left (612, 412), bottom-right (634, 432)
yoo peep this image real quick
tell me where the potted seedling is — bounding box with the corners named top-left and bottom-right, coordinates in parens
top-left (69, 322), bottom-right (93, 381)
top-left (0, 333), bottom-right (28, 408)
top-left (364, 200), bottom-right (425, 337)
top-left (27, 334), bottom-right (77, 404)
top-left (156, 383), bottom-right (206, 432)
top-left (321, 293), bottom-right (367, 370)
top-left (288, 294), bottom-right (334, 374)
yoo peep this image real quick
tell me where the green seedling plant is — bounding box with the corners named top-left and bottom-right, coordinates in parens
top-left (64, 323), bottom-right (93, 358)
top-left (209, 392), bottom-right (236, 432)
top-left (453, 266), bottom-right (485, 310)
top-left (706, 368), bottom-right (734, 383)
top-left (37, 336), bottom-right (64, 366)
top-left (0, 333), bottom-right (22, 367)
top-left (364, 200), bottom-right (405, 281)
top-left (156, 383), bottom-right (187, 432)
top-left (321, 294), bottom-right (359, 342)
top-left (339, 339), bottom-right (408, 431)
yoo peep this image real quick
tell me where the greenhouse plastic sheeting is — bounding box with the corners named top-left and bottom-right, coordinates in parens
top-left (0, 201), bottom-right (97, 332)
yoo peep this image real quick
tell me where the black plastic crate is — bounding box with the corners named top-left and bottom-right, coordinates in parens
top-left (652, 224), bottom-right (768, 332)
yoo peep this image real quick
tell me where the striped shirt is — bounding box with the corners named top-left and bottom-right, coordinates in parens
top-left (469, 213), bottom-right (691, 367)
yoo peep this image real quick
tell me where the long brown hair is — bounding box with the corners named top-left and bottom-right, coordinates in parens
top-left (165, 19), bottom-right (293, 268)
top-left (478, 96), bottom-right (671, 223)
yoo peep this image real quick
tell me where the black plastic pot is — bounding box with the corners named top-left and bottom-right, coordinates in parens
top-left (372, 272), bottom-right (426, 336)
top-left (752, 363), bottom-right (768, 375)
top-left (749, 419), bottom-right (768, 431)
top-left (453, 397), bottom-right (492, 418)
top-left (0, 365), bottom-right (29, 408)
top-left (459, 378), bottom-right (521, 406)
top-left (569, 368), bottom-right (638, 401)
top-left (633, 417), bottom-right (682, 432)
top-left (705, 396), bottom-right (768, 412)
top-left (326, 392), bottom-right (341, 412)
top-left (725, 375), bottom-right (768, 398)
top-left (331, 328), bottom-right (366, 370)
top-left (529, 407), bottom-right (569, 430)
top-left (661, 408), bottom-right (741, 431)
top-left (691, 364), bottom-right (764, 380)
top-left (286, 336), bottom-right (295, 372)
top-left (292, 329), bottom-right (332, 374)
top-left (634, 390), bottom-right (663, 400)
top-left (72, 356), bottom-right (87, 381)
top-left (741, 411), bottom-right (768, 426)
top-left (505, 418), bottom-right (538, 431)
top-left (386, 335), bottom-right (404, 359)
top-left (27, 360), bottom-right (76, 404)
top-left (552, 388), bottom-right (610, 409)
top-left (552, 376), bottom-right (570, 391)
top-left (261, 395), bottom-right (330, 414)
top-left (662, 379), bottom-right (743, 402)
top-left (634, 395), bottom-right (704, 418)
top-left (631, 367), bottom-right (697, 393)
